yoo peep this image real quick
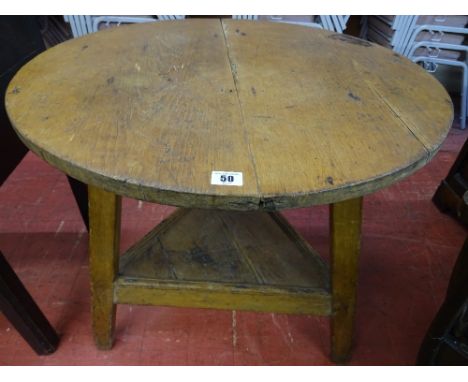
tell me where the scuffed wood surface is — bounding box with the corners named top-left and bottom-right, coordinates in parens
top-left (119, 209), bottom-right (329, 290)
top-left (116, 208), bottom-right (331, 315)
top-left (6, 19), bottom-right (453, 210)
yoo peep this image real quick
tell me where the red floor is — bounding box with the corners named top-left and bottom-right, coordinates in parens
top-left (0, 125), bottom-right (467, 365)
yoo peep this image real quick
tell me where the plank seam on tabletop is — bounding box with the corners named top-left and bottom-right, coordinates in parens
top-left (5, 20), bottom-right (453, 211)
top-left (365, 79), bottom-right (431, 161)
top-left (220, 19), bottom-right (262, 200)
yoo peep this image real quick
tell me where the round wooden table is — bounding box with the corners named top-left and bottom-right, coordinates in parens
top-left (5, 19), bottom-right (453, 362)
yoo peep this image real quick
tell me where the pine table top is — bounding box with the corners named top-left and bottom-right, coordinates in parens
top-left (5, 19), bottom-right (453, 210)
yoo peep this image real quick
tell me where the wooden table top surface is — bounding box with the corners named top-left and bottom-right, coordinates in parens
top-left (5, 19), bottom-right (453, 210)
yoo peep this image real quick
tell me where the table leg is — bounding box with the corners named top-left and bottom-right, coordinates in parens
top-left (0, 251), bottom-right (59, 355)
top-left (88, 185), bottom-right (121, 349)
top-left (330, 197), bottom-right (363, 363)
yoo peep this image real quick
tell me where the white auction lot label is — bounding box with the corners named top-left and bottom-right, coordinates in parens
top-left (211, 171), bottom-right (243, 186)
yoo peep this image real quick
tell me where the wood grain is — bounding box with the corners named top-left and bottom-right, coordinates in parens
top-left (119, 209), bottom-right (329, 289)
top-left (330, 197), bottom-right (363, 363)
top-left (5, 19), bottom-right (453, 210)
top-left (115, 279), bottom-right (331, 315)
top-left (116, 208), bottom-right (331, 315)
top-left (88, 185), bottom-right (121, 349)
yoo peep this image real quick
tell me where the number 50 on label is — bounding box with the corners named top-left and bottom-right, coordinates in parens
top-left (211, 171), bottom-right (243, 186)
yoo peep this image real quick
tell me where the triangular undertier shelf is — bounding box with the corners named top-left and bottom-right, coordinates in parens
top-left (115, 209), bottom-right (332, 316)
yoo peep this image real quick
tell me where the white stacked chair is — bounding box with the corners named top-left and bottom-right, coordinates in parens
top-left (66, 15), bottom-right (350, 36)
top-left (364, 16), bottom-right (416, 52)
top-left (63, 15), bottom-right (93, 37)
top-left (156, 15), bottom-right (186, 21)
top-left (319, 15), bottom-right (350, 33)
top-left (91, 16), bottom-right (157, 33)
top-left (232, 15), bottom-right (259, 20)
top-left (64, 16), bottom-right (185, 36)
top-left (362, 16), bottom-right (468, 129)
top-left (234, 15), bottom-right (350, 31)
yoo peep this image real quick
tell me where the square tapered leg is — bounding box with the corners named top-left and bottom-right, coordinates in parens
top-left (88, 185), bottom-right (121, 349)
top-left (330, 197), bottom-right (363, 363)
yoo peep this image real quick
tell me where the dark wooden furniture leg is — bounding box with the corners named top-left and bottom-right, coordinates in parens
top-left (420, 136), bottom-right (468, 364)
top-left (330, 197), bottom-right (363, 363)
top-left (88, 184), bottom-right (121, 349)
top-left (417, 236), bottom-right (468, 365)
top-left (433, 137), bottom-right (468, 226)
top-left (0, 251), bottom-right (59, 355)
top-left (0, 16), bottom-right (89, 230)
top-left (67, 176), bottom-right (90, 230)
top-left (0, 16), bottom-right (42, 187)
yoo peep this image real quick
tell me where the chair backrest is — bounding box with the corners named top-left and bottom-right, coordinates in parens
top-left (65, 15), bottom-right (88, 37)
top-left (274, 20), bottom-right (323, 29)
top-left (403, 24), bottom-right (468, 56)
top-left (232, 15), bottom-right (259, 20)
top-left (65, 15), bottom-right (186, 37)
top-left (157, 15), bottom-right (186, 21)
top-left (363, 15), bottom-right (468, 57)
top-left (91, 16), bottom-right (157, 34)
top-left (233, 15), bottom-right (351, 31)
